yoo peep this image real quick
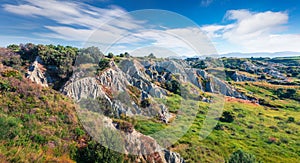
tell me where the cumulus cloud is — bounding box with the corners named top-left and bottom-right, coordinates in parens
top-left (201, 9), bottom-right (300, 53)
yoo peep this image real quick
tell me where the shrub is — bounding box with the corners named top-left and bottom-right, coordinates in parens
top-left (280, 137), bottom-right (289, 144)
top-left (269, 126), bottom-right (279, 132)
top-left (214, 123), bottom-right (225, 130)
top-left (98, 58), bottom-right (110, 71)
top-left (32, 134), bottom-right (47, 144)
top-left (74, 141), bottom-right (124, 163)
top-left (228, 149), bottom-right (259, 163)
top-left (220, 111), bottom-right (235, 123)
top-left (1, 69), bottom-right (22, 79)
top-left (75, 127), bottom-right (85, 137)
top-left (287, 116), bottom-right (295, 123)
top-left (0, 79), bottom-right (11, 92)
top-left (165, 79), bottom-right (181, 95)
top-left (107, 52), bottom-right (114, 58)
top-left (141, 98), bottom-right (151, 108)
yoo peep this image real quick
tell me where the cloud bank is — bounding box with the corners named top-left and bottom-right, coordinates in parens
top-left (3, 1), bottom-right (300, 56)
top-left (201, 9), bottom-right (300, 54)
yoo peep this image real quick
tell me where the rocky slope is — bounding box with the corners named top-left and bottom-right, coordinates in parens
top-left (27, 55), bottom-right (264, 163)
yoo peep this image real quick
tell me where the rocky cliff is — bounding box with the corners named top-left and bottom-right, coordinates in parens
top-left (27, 56), bottom-right (50, 87)
top-left (31, 57), bottom-right (250, 163)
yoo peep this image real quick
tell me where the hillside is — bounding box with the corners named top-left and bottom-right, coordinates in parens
top-left (0, 44), bottom-right (300, 163)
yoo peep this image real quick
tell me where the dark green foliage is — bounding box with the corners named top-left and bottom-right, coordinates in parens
top-left (19, 43), bottom-right (38, 62)
top-left (75, 127), bottom-right (85, 137)
top-left (32, 134), bottom-right (47, 144)
top-left (148, 53), bottom-right (156, 58)
top-left (228, 149), bottom-right (259, 163)
top-left (37, 44), bottom-right (78, 79)
top-left (107, 52), bottom-right (114, 58)
top-left (214, 123), bottom-right (225, 130)
top-left (165, 79), bottom-right (181, 95)
top-left (77, 46), bottom-right (103, 64)
top-left (74, 141), bottom-right (124, 163)
top-left (141, 98), bottom-right (151, 108)
top-left (287, 116), bottom-right (295, 123)
top-left (7, 44), bottom-right (20, 52)
top-left (2, 56), bottom-right (21, 68)
top-left (222, 58), bottom-right (248, 70)
top-left (98, 58), bottom-right (111, 71)
top-left (0, 47), bottom-right (22, 68)
top-left (124, 52), bottom-right (130, 58)
top-left (276, 88), bottom-right (297, 99)
top-left (220, 111), bottom-right (235, 123)
top-left (191, 60), bottom-right (207, 69)
top-left (0, 79), bottom-right (12, 92)
top-left (0, 115), bottom-right (22, 139)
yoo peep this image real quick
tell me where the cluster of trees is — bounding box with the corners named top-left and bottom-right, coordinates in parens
top-left (276, 88), bottom-right (297, 99)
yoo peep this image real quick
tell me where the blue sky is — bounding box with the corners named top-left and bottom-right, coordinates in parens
top-left (1, 0), bottom-right (300, 56)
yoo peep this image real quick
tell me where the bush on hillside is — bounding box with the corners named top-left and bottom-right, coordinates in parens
top-left (228, 149), bottom-right (259, 163)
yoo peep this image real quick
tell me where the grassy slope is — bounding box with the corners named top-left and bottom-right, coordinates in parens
top-left (0, 67), bottom-right (81, 162)
top-left (134, 83), bottom-right (300, 162)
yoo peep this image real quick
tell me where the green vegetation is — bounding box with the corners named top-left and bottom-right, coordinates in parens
top-left (0, 66), bottom-right (125, 162)
top-left (1, 44), bottom-right (300, 162)
top-left (228, 149), bottom-right (260, 163)
top-left (134, 84), bottom-right (300, 162)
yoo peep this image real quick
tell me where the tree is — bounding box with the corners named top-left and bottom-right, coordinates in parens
top-left (165, 79), bottom-right (181, 95)
top-left (286, 88), bottom-right (296, 98)
top-left (220, 111), bottom-right (235, 123)
top-left (98, 58), bottom-right (110, 71)
top-left (124, 52), bottom-right (130, 58)
top-left (78, 46), bottom-right (103, 63)
top-left (107, 52), bottom-right (114, 58)
top-left (228, 149), bottom-right (259, 163)
top-left (148, 53), bottom-right (156, 58)
top-left (7, 44), bottom-right (20, 52)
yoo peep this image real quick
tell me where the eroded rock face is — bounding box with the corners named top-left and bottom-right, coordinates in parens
top-left (87, 115), bottom-right (185, 163)
top-left (231, 72), bottom-right (256, 82)
top-left (163, 149), bottom-right (185, 163)
top-left (61, 77), bottom-right (108, 101)
top-left (205, 75), bottom-right (247, 99)
top-left (27, 56), bottom-right (50, 87)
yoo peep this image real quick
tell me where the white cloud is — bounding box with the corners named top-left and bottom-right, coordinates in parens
top-left (201, 0), bottom-right (213, 7)
top-left (201, 9), bottom-right (300, 54)
top-left (3, 0), bottom-right (217, 57)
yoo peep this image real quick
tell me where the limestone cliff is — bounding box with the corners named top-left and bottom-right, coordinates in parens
top-left (26, 56), bottom-right (50, 87)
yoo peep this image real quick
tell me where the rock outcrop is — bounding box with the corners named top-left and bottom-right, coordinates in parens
top-left (82, 114), bottom-right (185, 163)
top-left (231, 72), bottom-right (256, 82)
top-left (27, 56), bottom-right (50, 87)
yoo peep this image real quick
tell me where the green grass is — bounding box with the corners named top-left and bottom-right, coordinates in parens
top-left (133, 87), bottom-right (300, 162)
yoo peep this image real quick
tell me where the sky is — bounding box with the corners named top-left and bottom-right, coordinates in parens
top-left (1, 0), bottom-right (300, 57)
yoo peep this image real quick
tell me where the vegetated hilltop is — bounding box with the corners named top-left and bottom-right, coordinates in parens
top-left (1, 43), bottom-right (300, 163)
